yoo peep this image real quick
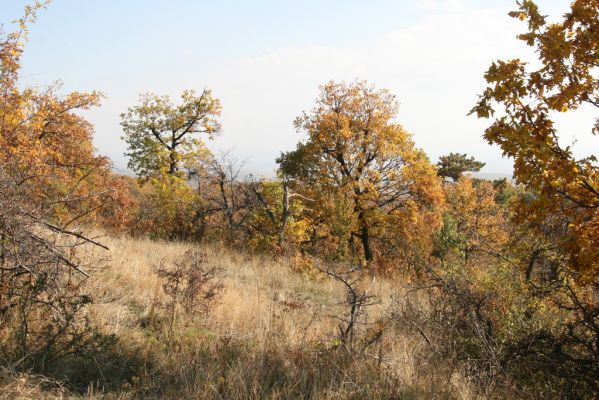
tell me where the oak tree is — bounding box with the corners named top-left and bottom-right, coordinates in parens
top-left (436, 177), bottom-right (508, 264)
top-left (0, 3), bottom-right (131, 369)
top-left (281, 81), bottom-right (444, 263)
top-left (121, 90), bottom-right (221, 180)
top-left (471, 0), bottom-right (599, 278)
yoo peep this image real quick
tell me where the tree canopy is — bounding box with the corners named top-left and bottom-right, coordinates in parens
top-left (437, 153), bottom-right (485, 181)
top-left (121, 90), bottom-right (221, 181)
top-left (471, 0), bottom-right (599, 278)
top-left (280, 81), bottom-right (444, 263)
top-left (0, 2), bottom-right (131, 227)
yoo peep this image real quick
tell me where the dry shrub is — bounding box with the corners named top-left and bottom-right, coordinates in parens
top-left (0, 171), bottom-right (111, 374)
top-left (396, 261), bottom-right (599, 399)
top-left (396, 271), bottom-right (508, 398)
top-left (0, 367), bottom-right (70, 399)
top-left (316, 264), bottom-right (385, 357)
top-left (152, 249), bottom-right (224, 336)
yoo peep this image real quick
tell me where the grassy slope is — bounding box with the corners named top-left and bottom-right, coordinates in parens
top-left (1, 235), bottom-right (474, 399)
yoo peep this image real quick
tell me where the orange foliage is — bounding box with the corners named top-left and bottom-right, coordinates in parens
top-left (0, 5), bottom-right (133, 228)
top-left (281, 81), bottom-right (445, 266)
top-left (444, 177), bottom-right (508, 262)
top-left (471, 0), bottom-right (599, 278)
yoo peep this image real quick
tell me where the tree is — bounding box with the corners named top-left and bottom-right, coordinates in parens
top-left (470, 0), bottom-right (599, 278)
top-left (0, 1), bottom-right (131, 228)
top-left (249, 176), bottom-right (311, 254)
top-left (133, 173), bottom-right (199, 239)
top-left (434, 177), bottom-right (507, 264)
top-left (194, 152), bottom-right (257, 243)
top-left (281, 81), bottom-right (444, 264)
top-left (436, 153), bottom-right (485, 181)
top-left (471, 3), bottom-right (599, 391)
top-left (0, 3), bottom-right (124, 371)
top-left (121, 90), bottom-right (221, 180)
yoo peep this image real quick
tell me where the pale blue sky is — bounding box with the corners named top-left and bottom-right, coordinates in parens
top-left (2, 0), bottom-right (589, 176)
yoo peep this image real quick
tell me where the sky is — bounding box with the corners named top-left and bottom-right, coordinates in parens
top-left (1, 0), bottom-right (593, 177)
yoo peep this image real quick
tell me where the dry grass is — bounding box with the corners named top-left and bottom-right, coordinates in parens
top-left (2, 234), bottom-right (476, 399)
top-left (88, 236), bottom-right (338, 347)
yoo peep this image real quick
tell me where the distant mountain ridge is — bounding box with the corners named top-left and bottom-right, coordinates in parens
top-left (472, 172), bottom-right (513, 181)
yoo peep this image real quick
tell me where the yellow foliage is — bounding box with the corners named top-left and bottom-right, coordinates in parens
top-left (472, 0), bottom-right (599, 278)
top-left (0, 6), bottom-right (131, 227)
top-left (281, 81), bottom-right (445, 267)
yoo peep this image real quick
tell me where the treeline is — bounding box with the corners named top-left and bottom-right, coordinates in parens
top-left (0, 1), bottom-right (598, 398)
top-left (116, 80), bottom-right (445, 271)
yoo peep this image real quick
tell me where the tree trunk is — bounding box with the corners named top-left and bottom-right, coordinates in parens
top-left (168, 133), bottom-right (177, 175)
top-left (360, 221), bottom-right (373, 262)
top-left (168, 151), bottom-right (177, 175)
top-left (278, 181), bottom-right (290, 247)
top-left (354, 197), bottom-right (373, 262)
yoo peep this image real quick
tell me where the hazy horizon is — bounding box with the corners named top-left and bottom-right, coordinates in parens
top-left (3, 0), bottom-right (593, 177)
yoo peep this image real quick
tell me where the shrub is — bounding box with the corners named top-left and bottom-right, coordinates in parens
top-left (153, 250), bottom-right (224, 338)
top-left (0, 170), bottom-right (109, 373)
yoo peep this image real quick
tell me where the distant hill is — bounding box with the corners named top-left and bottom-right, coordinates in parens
top-left (472, 172), bottom-right (513, 181)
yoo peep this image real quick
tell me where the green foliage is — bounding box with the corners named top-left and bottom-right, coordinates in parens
top-left (121, 90), bottom-right (221, 180)
top-left (432, 213), bottom-right (465, 261)
top-left (436, 153), bottom-right (485, 181)
top-left (282, 80), bottom-right (445, 265)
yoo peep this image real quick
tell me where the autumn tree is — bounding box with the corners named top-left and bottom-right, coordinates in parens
top-left (132, 174), bottom-right (199, 239)
top-left (248, 175), bottom-right (312, 255)
top-left (434, 177), bottom-right (507, 265)
top-left (469, 1), bottom-right (599, 391)
top-left (193, 153), bottom-right (257, 243)
top-left (471, 0), bottom-right (599, 278)
top-left (0, 3), bottom-right (128, 371)
top-left (281, 81), bottom-right (444, 264)
top-left (436, 152), bottom-right (485, 181)
top-left (121, 90), bottom-right (221, 180)
top-left (120, 90), bottom-right (221, 239)
top-left (0, 2), bottom-right (133, 227)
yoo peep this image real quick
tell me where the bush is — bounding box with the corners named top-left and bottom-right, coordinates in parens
top-left (0, 170), bottom-right (110, 374)
top-left (152, 250), bottom-right (224, 338)
top-left (396, 259), bottom-right (598, 399)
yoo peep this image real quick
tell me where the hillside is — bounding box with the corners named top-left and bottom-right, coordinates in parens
top-left (1, 1), bottom-right (597, 398)
top-left (1, 235), bottom-right (476, 399)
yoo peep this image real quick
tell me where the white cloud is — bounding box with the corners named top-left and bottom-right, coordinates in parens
top-left (203, 7), bottom-right (527, 175)
top-left (91, 2), bottom-right (592, 177)
top-left (418, 0), bottom-right (465, 12)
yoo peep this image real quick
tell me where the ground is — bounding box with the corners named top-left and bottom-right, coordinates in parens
top-left (0, 234), bottom-right (475, 399)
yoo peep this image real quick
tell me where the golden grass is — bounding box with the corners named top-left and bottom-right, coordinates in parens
top-left (88, 235), bottom-right (395, 346)
top-left (4, 234), bottom-right (476, 399)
